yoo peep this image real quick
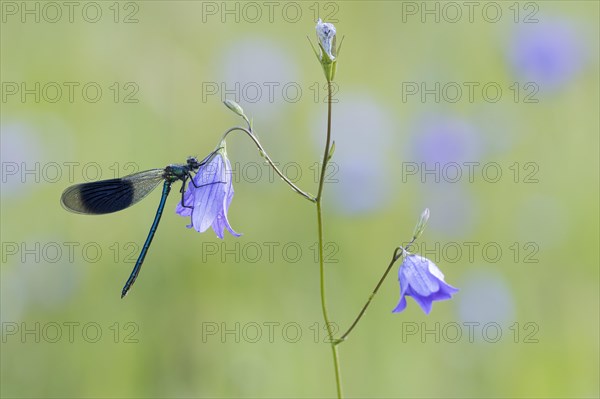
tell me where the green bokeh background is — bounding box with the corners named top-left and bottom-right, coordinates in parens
top-left (1, 1), bottom-right (598, 398)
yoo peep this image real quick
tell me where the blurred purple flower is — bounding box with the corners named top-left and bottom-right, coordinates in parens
top-left (406, 115), bottom-right (482, 237)
top-left (393, 254), bottom-right (458, 314)
top-left (508, 19), bottom-right (584, 89)
top-left (457, 270), bottom-right (514, 327)
top-left (411, 116), bottom-right (482, 166)
top-left (176, 147), bottom-right (241, 239)
top-left (312, 94), bottom-right (394, 214)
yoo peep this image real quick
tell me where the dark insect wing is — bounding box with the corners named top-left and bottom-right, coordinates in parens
top-left (61, 169), bottom-right (165, 214)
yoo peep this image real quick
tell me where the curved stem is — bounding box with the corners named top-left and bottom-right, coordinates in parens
top-left (221, 126), bottom-right (315, 203)
top-left (315, 81), bottom-right (343, 398)
top-left (336, 237), bottom-right (417, 343)
top-left (336, 247), bottom-right (404, 343)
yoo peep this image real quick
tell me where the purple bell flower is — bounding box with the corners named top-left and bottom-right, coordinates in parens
top-left (508, 18), bottom-right (585, 90)
top-left (176, 146), bottom-right (241, 239)
top-left (393, 254), bottom-right (458, 314)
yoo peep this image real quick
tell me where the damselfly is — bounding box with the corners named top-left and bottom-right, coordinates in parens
top-left (61, 153), bottom-right (216, 298)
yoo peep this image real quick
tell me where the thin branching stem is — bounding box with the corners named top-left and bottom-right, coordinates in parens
top-left (221, 126), bottom-right (315, 203)
top-left (336, 238), bottom-right (417, 343)
top-left (315, 81), bottom-right (343, 398)
top-left (336, 247), bottom-right (404, 342)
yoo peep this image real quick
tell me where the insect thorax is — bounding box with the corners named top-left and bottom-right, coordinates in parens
top-left (164, 164), bottom-right (190, 182)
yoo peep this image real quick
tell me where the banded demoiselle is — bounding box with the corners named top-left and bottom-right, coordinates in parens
top-left (61, 152), bottom-right (218, 298)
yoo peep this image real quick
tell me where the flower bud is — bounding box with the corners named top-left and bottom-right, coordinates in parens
top-left (223, 99), bottom-right (250, 125)
top-left (316, 18), bottom-right (337, 63)
top-left (309, 19), bottom-right (341, 82)
top-left (223, 99), bottom-right (245, 117)
top-left (412, 208), bottom-right (430, 240)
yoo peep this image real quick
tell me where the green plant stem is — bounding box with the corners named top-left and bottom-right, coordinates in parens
top-left (316, 201), bottom-right (342, 398)
top-left (336, 247), bottom-right (404, 342)
top-left (315, 81), bottom-right (343, 398)
top-left (336, 238), bottom-right (416, 343)
top-left (316, 82), bottom-right (333, 201)
top-left (221, 126), bottom-right (315, 203)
